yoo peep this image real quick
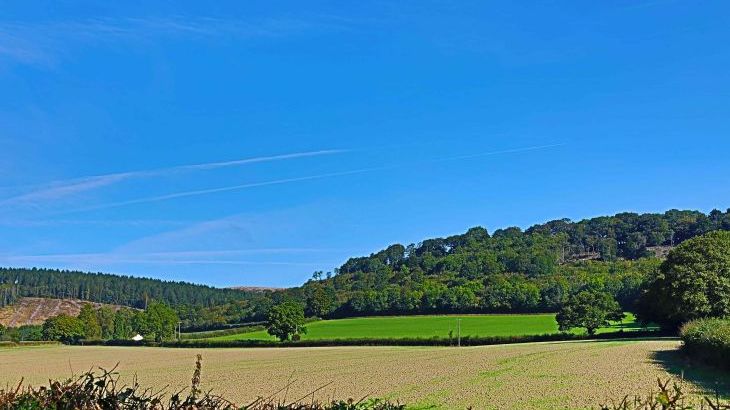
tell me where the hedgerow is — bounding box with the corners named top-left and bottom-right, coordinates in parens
top-left (84, 329), bottom-right (665, 348)
top-left (180, 325), bottom-right (267, 340)
top-left (680, 317), bottom-right (730, 370)
top-left (0, 340), bottom-right (60, 347)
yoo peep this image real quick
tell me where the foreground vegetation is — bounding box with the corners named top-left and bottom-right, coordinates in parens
top-left (0, 355), bottom-right (403, 410)
top-left (681, 318), bottom-right (730, 371)
top-left (0, 355), bottom-right (727, 410)
top-left (1, 341), bottom-right (726, 409)
top-left (209, 313), bottom-right (645, 342)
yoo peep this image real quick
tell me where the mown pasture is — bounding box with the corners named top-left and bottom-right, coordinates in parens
top-left (207, 313), bottom-right (646, 341)
top-left (0, 340), bottom-right (725, 409)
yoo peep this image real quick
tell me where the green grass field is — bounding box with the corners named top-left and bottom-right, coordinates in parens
top-left (209, 313), bottom-right (647, 341)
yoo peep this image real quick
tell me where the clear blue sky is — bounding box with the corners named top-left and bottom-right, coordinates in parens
top-left (1, 1), bottom-right (728, 287)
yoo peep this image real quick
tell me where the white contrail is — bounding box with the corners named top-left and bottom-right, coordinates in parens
top-left (428, 143), bottom-right (565, 163)
top-left (0, 149), bottom-right (346, 206)
top-left (0, 248), bottom-right (337, 263)
top-left (61, 143), bottom-right (563, 213)
top-left (67, 166), bottom-right (395, 213)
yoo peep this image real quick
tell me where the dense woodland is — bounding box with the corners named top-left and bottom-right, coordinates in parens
top-left (290, 209), bottom-right (730, 318)
top-left (0, 268), bottom-right (259, 308)
top-left (2, 208), bottom-right (730, 329)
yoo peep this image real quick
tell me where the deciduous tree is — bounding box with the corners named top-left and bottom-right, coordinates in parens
top-left (267, 301), bottom-right (306, 342)
top-left (556, 291), bottom-right (624, 335)
top-left (637, 231), bottom-right (730, 329)
top-left (43, 314), bottom-right (85, 343)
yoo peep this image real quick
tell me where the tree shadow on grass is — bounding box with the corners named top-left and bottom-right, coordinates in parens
top-left (651, 349), bottom-right (730, 399)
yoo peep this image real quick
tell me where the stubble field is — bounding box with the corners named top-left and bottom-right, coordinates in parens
top-left (1, 340), bottom-right (726, 409)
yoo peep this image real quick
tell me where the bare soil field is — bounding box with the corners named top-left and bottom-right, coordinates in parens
top-left (0, 340), bottom-right (726, 409)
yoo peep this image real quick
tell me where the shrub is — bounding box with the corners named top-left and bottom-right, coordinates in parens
top-left (600, 378), bottom-right (729, 410)
top-left (680, 317), bottom-right (730, 370)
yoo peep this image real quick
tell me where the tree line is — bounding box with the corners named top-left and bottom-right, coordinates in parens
top-left (286, 209), bottom-right (730, 318)
top-left (42, 302), bottom-right (179, 343)
top-left (2, 208), bottom-right (729, 330)
top-left (0, 268), bottom-right (261, 309)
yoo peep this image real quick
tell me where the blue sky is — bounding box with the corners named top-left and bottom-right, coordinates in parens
top-left (1, 1), bottom-right (728, 287)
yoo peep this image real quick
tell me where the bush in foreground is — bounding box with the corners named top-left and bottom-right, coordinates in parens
top-left (680, 317), bottom-right (730, 370)
top-left (600, 379), bottom-right (729, 410)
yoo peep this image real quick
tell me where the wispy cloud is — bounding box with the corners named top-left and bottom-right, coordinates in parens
top-left (429, 143), bottom-right (565, 163)
top-left (0, 15), bottom-right (352, 66)
top-left (0, 248), bottom-right (338, 267)
top-left (0, 149), bottom-right (346, 207)
top-left (69, 166), bottom-right (391, 213)
top-left (63, 143), bottom-right (564, 213)
top-left (0, 219), bottom-right (194, 228)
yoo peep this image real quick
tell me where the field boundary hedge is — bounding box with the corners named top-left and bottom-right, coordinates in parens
top-left (680, 317), bottom-right (730, 371)
top-left (0, 340), bottom-right (61, 347)
top-left (180, 318), bottom-right (322, 339)
top-left (85, 329), bottom-right (668, 348)
top-left (179, 325), bottom-right (266, 340)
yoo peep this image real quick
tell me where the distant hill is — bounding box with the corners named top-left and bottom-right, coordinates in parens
top-left (2, 208), bottom-right (729, 330)
top-left (0, 297), bottom-right (126, 327)
top-left (291, 208), bottom-right (730, 319)
top-left (0, 268), bottom-right (259, 310)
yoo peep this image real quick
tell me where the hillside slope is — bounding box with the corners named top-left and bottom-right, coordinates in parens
top-left (288, 208), bottom-right (730, 318)
top-left (2, 208), bottom-right (729, 329)
top-left (0, 297), bottom-right (125, 327)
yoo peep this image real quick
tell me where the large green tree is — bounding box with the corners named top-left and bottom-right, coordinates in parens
top-left (638, 231), bottom-right (730, 329)
top-left (97, 306), bottom-right (116, 339)
top-left (112, 308), bottom-right (137, 339)
top-left (306, 285), bottom-right (336, 317)
top-left (267, 301), bottom-right (307, 342)
top-left (78, 303), bottom-right (102, 340)
top-left (134, 302), bottom-right (179, 342)
top-left (556, 290), bottom-right (624, 335)
top-left (42, 314), bottom-right (85, 343)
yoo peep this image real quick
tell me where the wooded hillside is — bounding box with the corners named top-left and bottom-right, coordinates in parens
top-left (2, 208), bottom-right (729, 329)
top-left (288, 208), bottom-right (730, 318)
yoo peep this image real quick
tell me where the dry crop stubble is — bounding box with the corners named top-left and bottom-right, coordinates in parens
top-left (0, 340), bottom-right (725, 409)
